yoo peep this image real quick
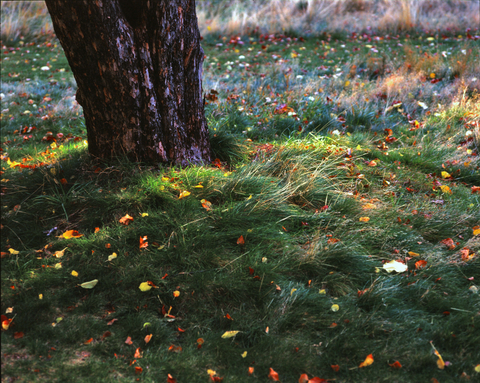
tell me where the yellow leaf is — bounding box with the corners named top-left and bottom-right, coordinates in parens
top-left (247, 195), bottom-right (252, 200)
top-left (359, 354), bottom-right (374, 368)
top-left (319, 289), bottom-right (326, 295)
top-left (417, 101), bottom-right (428, 109)
top-left (178, 191), bottom-right (191, 199)
top-left (383, 260), bottom-right (408, 273)
top-left (79, 279), bottom-right (98, 289)
top-left (53, 247), bottom-right (67, 258)
top-left (430, 72), bottom-right (436, 78)
top-left (173, 290), bottom-right (180, 298)
top-left (221, 331), bottom-right (240, 339)
top-left (362, 203), bottom-right (376, 210)
top-left (71, 270), bottom-right (78, 277)
top-left (141, 213), bottom-right (149, 217)
top-left (62, 230), bottom-right (83, 239)
top-left (331, 304), bottom-right (339, 312)
top-left (359, 217), bottom-right (370, 222)
top-left (474, 226), bottom-right (480, 236)
top-left (193, 184), bottom-right (203, 188)
top-left (55, 262), bottom-right (62, 269)
top-left (39, 294), bottom-right (43, 300)
top-left (408, 251), bottom-right (420, 257)
top-left (108, 253), bottom-right (117, 261)
top-left (8, 248), bottom-right (19, 255)
top-left (139, 282), bottom-right (152, 292)
top-left (241, 351), bottom-right (247, 358)
top-left (207, 369), bottom-right (216, 376)
top-left (475, 364), bottom-right (480, 373)
top-left (440, 185), bottom-right (452, 194)
top-left (161, 177), bottom-right (169, 181)
top-left (345, 80), bottom-right (350, 86)
top-left (290, 288), bottom-right (297, 296)
top-left (441, 171), bottom-right (451, 179)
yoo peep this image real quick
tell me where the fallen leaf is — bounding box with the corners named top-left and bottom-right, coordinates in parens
top-left (408, 251), bottom-right (420, 257)
top-left (383, 260), bottom-right (408, 273)
top-left (415, 260), bottom-right (427, 269)
top-left (248, 367), bottom-right (254, 375)
top-left (389, 361), bottom-right (402, 368)
top-left (471, 186), bottom-right (480, 194)
top-left (84, 338), bottom-right (93, 344)
top-left (473, 226), bottom-right (480, 236)
top-left (178, 190), bottom-right (191, 199)
top-left (135, 366), bottom-right (143, 374)
top-left (173, 290), bottom-right (180, 298)
top-left (291, 288), bottom-right (297, 296)
top-left (79, 279), bottom-right (98, 289)
top-left (440, 238), bottom-right (456, 250)
top-left (475, 364), bottom-right (480, 373)
top-left (139, 282), bottom-right (152, 292)
top-left (331, 304), bottom-right (339, 312)
top-left (460, 248), bottom-right (476, 261)
top-left (144, 334), bottom-right (152, 344)
top-left (359, 217), bottom-right (370, 222)
top-left (125, 336), bottom-right (133, 345)
top-left (441, 171), bottom-right (451, 179)
top-left (53, 247), bottom-right (67, 258)
top-left (440, 185), bottom-right (452, 194)
top-left (197, 338), bottom-right (204, 349)
top-left (119, 214), bottom-right (134, 225)
top-left (5, 308), bottom-right (13, 314)
top-left (71, 270), bottom-right (79, 277)
top-left (8, 248), bottom-right (19, 255)
top-left (168, 344), bottom-right (182, 353)
top-left (134, 347), bottom-right (142, 358)
top-left (241, 351), bottom-right (247, 358)
top-left (108, 253), bottom-right (117, 261)
top-left (139, 236), bottom-right (148, 249)
top-left (107, 318), bottom-right (118, 326)
top-left (299, 374), bottom-right (309, 383)
top-left (201, 199), bottom-right (213, 211)
top-left (237, 235), bottom-right (245, 245)
top-left (167, 374), bottom-right (177, 383)
top-left (308, 378), bottom-right (327, 383)
top-left (362, 203), bottom-right (376, 210)
top-left (14, 332), bottom-right (24, 339)
top-left (331, 364), bottom-right (340, 372)
top-left (225, 313), bottom-right (233, 320)
top-left (268, 367), bottom-right (280, 381)
top-left (62, 230), bottom-right (83, 239)
top-left (359, 354), bottom-right (374, 368)
top-left (102, 331), bottom-right (111, 339)
top-left (221, 331), bottom-right (240, 339)
top-left (430, 342), bottom-right (444, 369)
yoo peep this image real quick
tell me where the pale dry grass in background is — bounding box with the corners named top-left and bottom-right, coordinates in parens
top-left (2, 0), bottom-right (479, 44)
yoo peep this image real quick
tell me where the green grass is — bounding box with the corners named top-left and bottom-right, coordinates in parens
top-left (1, 9), bottom-right (480, 383)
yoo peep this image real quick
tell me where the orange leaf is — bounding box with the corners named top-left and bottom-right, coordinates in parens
top-left (473, 226), bottom-right (480, 236)
top-left (62, 230), bottom-right (83, 239)
top-left (167, 374), bottom-right (177, 383)
top-left (248, 367), bottom-right (254, 375)
top-left (225, 313), bottom-right (233, 320)
top-left (134, 347), bottom-right (143, 358)
top-left (299, 373), bottom-right (309, 383)
top-left (94, 227), bottom-right (100, 233)
top-left (327, 238), bottom-right (340, 244)
top-left (14, 331), bottom-right (24, 339)
top-left (389, 361), bottom-right (402, 369)
top-left (135, 366), bottom-right (143, 374)
top-left (144, 334), bottom-right (152, 344)
top-left (197, 338), bottom-right (204, 349)
top-left (359, 354), bottom-right (374, 368)
top-left (178, 327), bottom-right (185, 333)
top-left (107, 318), bottom-right (118, 325)
top-left (471, 186), bottom-right (480, 194)
top-left (268, 367), bottom-right (280, 381)
top-left (237, 235), bottom-right (245, 245)
top-left (84, 338), bottom-right (93, 344)
top-left (415, 260), bottom-right (427, 269)
top-left (139, 236), bottom-right (148, 249)
top-left (125, 336), bottom-right (133, 345)
top-left (331, 364), bottom-right (340, 372)
top-left (2, 317), bottom-right (13, 330)
top-left (102, 331), bottom-right (111, 339)
top-left (308, 378), bottom-right (327, 383)
top-left (168, 344), bottom-right (182, 353)
top-left (440, 238), bottom-right (456, 250)
top-left (119, 214), bottom-right (134, 225)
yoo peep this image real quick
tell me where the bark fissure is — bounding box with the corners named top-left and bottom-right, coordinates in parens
top-left (45, 0), bottom-right (210, 165)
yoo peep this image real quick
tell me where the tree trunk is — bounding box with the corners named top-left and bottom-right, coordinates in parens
top-left (44, 0), bottom-right (211, 166)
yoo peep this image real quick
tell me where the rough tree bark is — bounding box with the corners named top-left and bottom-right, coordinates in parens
top-left (44, 0), bottom-right (211, 165)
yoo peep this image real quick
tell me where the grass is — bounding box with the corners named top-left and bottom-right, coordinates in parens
top-left (1, 2), bottom-right (480, 382)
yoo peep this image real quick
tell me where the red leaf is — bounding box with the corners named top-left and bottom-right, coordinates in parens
top-left (167, 374), bottom-right (177, 383)
top-left (14, 331), bottom-right (24, 339)
top-left (237, 235), bottom-right (245, 245)
top-left (102, 331), bottom-right (111, 339)
top-left (389, 360), bottom-right (402, 369)
top-left (471, 186), bottom-right (480, 194)
top-left (178, 327), bottom-right (185, 333)
top-left (268, 368), bottom-right (280, 381)
top-left (135, 366), bottom-right (143, 374)
top-left (248, 367), bottom-right (254, 375)
top-left (331, 364), bottom-right (340, 372)
top-left (84, 338), bottom-right (93, 344)
top-left (248, 267), bottom-right (254, 275)
top-left (308, 378), bottom-right (327, 383)
top-left (299, 373), bottom-right (309, 383)
top-left (415, 260), bottom-right (427, 269)
top-left (440, 238), bottom-right (456, 250)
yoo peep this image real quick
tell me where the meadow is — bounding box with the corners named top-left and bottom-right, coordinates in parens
top-left (1, 1), bottom-right (479, 382)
